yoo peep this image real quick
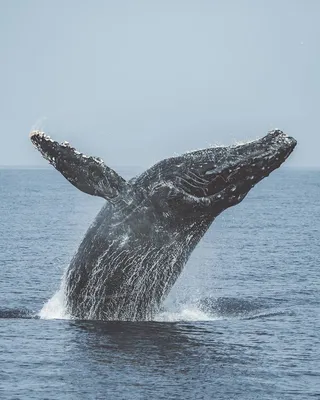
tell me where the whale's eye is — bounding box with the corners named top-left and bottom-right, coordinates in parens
top-left (204, 167), bottom-right (217, 176)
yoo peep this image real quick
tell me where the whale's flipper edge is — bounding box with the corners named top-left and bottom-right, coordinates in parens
top-left (30, 130), bottom-right (130, 202)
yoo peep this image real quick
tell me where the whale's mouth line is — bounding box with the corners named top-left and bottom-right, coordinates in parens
top-left (212, 156), bottom-right (292, 202)
top-left (158, 130), bottom-right (297, 205)
top-left (192, 130), bottom-right (297, 203)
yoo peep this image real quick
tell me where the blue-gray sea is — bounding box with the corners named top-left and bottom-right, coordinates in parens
top-left (0, 167), bottom-right (319, 400)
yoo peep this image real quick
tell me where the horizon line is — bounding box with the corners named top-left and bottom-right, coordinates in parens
top-left (0, 164), bottom-right (319, 170)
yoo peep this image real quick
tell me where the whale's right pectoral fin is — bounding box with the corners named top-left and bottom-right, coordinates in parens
top-left (30, 131), bottom-right (129, 202)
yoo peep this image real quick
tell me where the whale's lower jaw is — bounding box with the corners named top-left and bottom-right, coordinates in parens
top-left (173, 130), bottom-right (297, 210)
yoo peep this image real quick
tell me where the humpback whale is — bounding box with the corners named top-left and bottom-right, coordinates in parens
top-left (30, 129), bottom-right (297, 321)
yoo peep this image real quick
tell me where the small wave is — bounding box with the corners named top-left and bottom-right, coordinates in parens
top-left (197, 296), bottom-right (265, 317)
top-left (244, 310), bottom-right (296, 320)
top-left (0, 308), bottom-right (37, 319)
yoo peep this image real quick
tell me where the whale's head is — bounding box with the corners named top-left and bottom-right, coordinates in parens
top-left (135, 130), bottom-right (297, 220)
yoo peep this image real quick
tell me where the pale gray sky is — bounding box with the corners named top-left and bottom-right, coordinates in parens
top-left (0, 0), bottom-right (319, 167)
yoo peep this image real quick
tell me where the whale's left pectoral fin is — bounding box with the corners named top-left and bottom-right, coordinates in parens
top-left (30, 131), bottom-right (129, 202)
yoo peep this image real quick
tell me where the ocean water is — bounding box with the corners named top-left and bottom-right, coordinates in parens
top-left (0, 167), bottom-right (319, 400)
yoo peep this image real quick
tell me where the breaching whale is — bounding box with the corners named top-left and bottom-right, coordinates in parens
top-left (30, 129), bottom-right (297, 321)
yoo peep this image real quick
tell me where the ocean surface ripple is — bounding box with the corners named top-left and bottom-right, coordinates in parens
top-left (0, 167), bottom-right (319, 399)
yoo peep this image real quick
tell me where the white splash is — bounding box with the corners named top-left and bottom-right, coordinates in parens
top-left (30, 116), bottom-right (47, 133)
top-left (38, 287), bottom-right (220, 322)
top-left (38, 288), bottom-right (71, 320)
top-left (154, 304), bottom-right (219, 322)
